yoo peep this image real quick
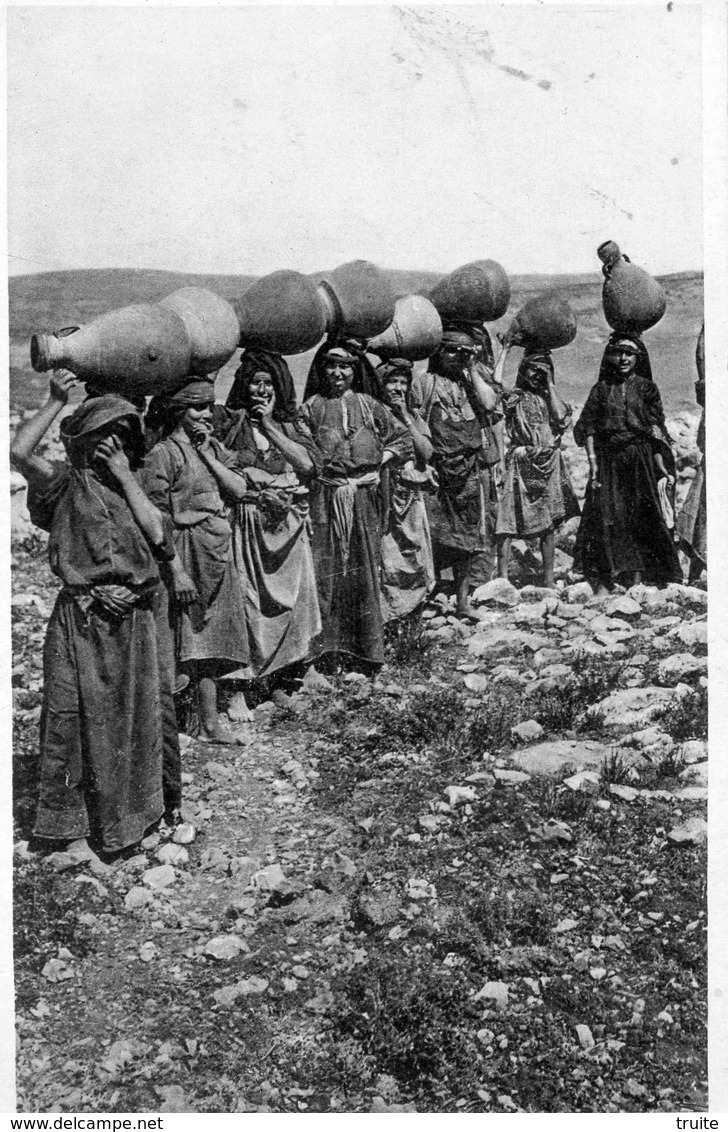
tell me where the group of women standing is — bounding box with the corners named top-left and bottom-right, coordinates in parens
top-left (11, 318), bottom-right (702, 857)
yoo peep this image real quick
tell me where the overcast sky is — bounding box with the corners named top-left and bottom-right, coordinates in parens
top-left (7, 3), bottom-right (703, 278)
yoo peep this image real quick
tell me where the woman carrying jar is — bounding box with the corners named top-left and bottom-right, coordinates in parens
top-left (211, 349), bottom-right (322, 680)
top-left (573, 333), bottom-right (682, 593)
top-left (300, 341), bottom-right (412, 672)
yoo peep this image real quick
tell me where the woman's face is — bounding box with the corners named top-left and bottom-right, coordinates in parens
top-left (324, 357), bottom-right (356, 398)
top-left (382, 372), bottom-right (408, 409)
top-left (437, 342), bottom-right (477, 381)
top-left (606, 345), bottom-right (638, 379)
top-left (519, 363), bottom-right (548, 393)
top-left (245, 370), bottom-right (275, 417)
top-left (84, 420), bottom-right (134, 466)
top-left (181, 403), bottom-right (212, 438)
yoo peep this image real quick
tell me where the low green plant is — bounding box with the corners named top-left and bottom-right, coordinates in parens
top-left (385, 613), bottom-right (436, 673)
top-left (658, 686), bottom-right (708, 742)
top-left (332, 949), bottom-right (483, 1094)
top-left (600, 748), bottom-right (632, 785)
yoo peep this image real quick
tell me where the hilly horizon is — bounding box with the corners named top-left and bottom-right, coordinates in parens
top-left (8, 266), bottom-right (704, 416)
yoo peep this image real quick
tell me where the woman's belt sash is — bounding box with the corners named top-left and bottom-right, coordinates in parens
top-left (319, 470), bottom-right (380, 573)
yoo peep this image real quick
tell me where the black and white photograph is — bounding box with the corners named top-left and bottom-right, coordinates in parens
top-left (5, 0), bottom-right (720, 1116)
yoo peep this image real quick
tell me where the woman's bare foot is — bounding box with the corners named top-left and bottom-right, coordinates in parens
top-left (199, 717), bottom-right (248, 746)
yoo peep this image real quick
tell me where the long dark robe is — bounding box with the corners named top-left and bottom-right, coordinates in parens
top-left (573, 374), bottom-right (682, 586)
top-left (142, 435), bottom-right (249, 669)
top-left (27, 462), bottom-right (180, 852)
top-left (299, 391), bottom-right (412, 664)
top-left (211, 406), bottom-right (322, 676)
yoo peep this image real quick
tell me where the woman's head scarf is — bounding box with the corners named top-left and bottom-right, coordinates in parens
top-left (145, 379), bottom-right (215, 439)
top-left (516, 349), bottom-right (554, 393)
top-left (428, 326), bottom-right (479, 376)
top-left (226, 347), bottom-right (297, 421)
top-left (375, 356), bottom-right (415, 410)
top-left (61, 394), bottom-right (145, 466)
top-left (303, 337), bottom-right (382, 400)
top-left (599, 331), bottom-right (653, 383)
top-left (445, 321), bottom-right (496, 369)
top-left (376, 356), bottom-right (414, 386)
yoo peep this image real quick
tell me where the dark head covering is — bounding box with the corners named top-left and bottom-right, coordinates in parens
top-left (516, 349), bottom-right (554, 393)
top-left (445, 321), bottom-right (496, 369)
top-left (376, 357), bottom-right (414, 385)
top-left (303, 337), bottom-right (381, 400)
top-left (144, 379), bottom-right (215, 442)
top-left (164, 380), bottom-right (216, 406)
top-left (61, 394), bottom-right (145, 467)
top-left (428, 325), bottom-right (479, 376)
top-left (226, 347), bottom-right (297, 422)
top-left (599, 331), bottom-right (653, 383)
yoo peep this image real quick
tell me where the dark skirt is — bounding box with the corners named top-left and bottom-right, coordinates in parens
top-left (574, 438), bottom-right (682, 587)
top-left (34, 584), bottom-right (180, 853)
top-left (309, 481), bottom-right (385, 665)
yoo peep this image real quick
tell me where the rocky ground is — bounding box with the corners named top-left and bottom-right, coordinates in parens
top-left (11, 408), bottom-right (707, 1114)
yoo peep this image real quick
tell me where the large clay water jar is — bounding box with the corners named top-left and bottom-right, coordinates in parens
top-left (31, 302), bottom-right (198, 399)
top-left (427, 259), bottom-right (510, 324)
top-left (159, 287), bottom-right (240, 375)
top-left (367, 294), bottom-right (442, 360)
top-left (316, 260), bottom-right (395, 339)
top-left (598, 240), bottom-right (667, 332)
top-left (507, 293), bottom-right (577, 349)
top-left (233, 270), bottom-right (326, 354)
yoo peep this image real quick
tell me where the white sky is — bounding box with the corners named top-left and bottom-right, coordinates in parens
top-left (7, 4), bottom-right (703, 277)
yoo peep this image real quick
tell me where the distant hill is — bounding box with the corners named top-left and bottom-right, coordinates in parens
top-left (8, 266), bottom-right (704, 415)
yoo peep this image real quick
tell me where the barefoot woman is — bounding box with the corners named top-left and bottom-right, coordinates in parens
top-left (143, 379), bottom-right (251, 743)
top-left (11, 373), bottom-right (181, 854)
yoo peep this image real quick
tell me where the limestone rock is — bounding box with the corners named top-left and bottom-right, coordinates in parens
top-left (606, 596), bottom-right (642, 621)
top-left (671, 620), bottom-right (708, 650)
top-left (681, 739), bottom-right (708, 764)
top-left (663, 583), bottom-right (708, 611)
top-left (493, 768), bottom-right (531, 786)
top-left (471, 578), bottom-right (520, 607)
top-left (667, 817), bottom-right (707, 847)
top-left (142, 864), bottom-right (176, 890)
top-left (252, 863), bottom-right (288, 892)
top-left (468, 627), bottom-right (551, 657)
top-left (204, 935), bottom-right (248, 960)
top-left (563, 771), bottom-right (600, 794)
top-left (656, 653), bottom-right (707, 686)
top-left (586, 686), bottom-right (686, 731)
top-left (406, 878), bottom-right (437, 901)
top-left (444, 785), bottom-right (477, 807)
top-left (564, 581), bottom-right (594, 604)
top-left (463, 672), bottom-right (489, 694)
top-left (172, 823), bottom-right (196, 845)
top-left (533, 818), bottom-right (573, 844)
top-left (474, 980), bottom-right (509, 1010)
top-left (156, 843), bottom-right (189, 867)
top-left (609, 784), bottom-right (640, 803)
top-left (511, 720), bottom-right (544, 743)
top-left (510, 739), bottom-right (617, 777)
top-left (124, 886), bottom-right (153, 911)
